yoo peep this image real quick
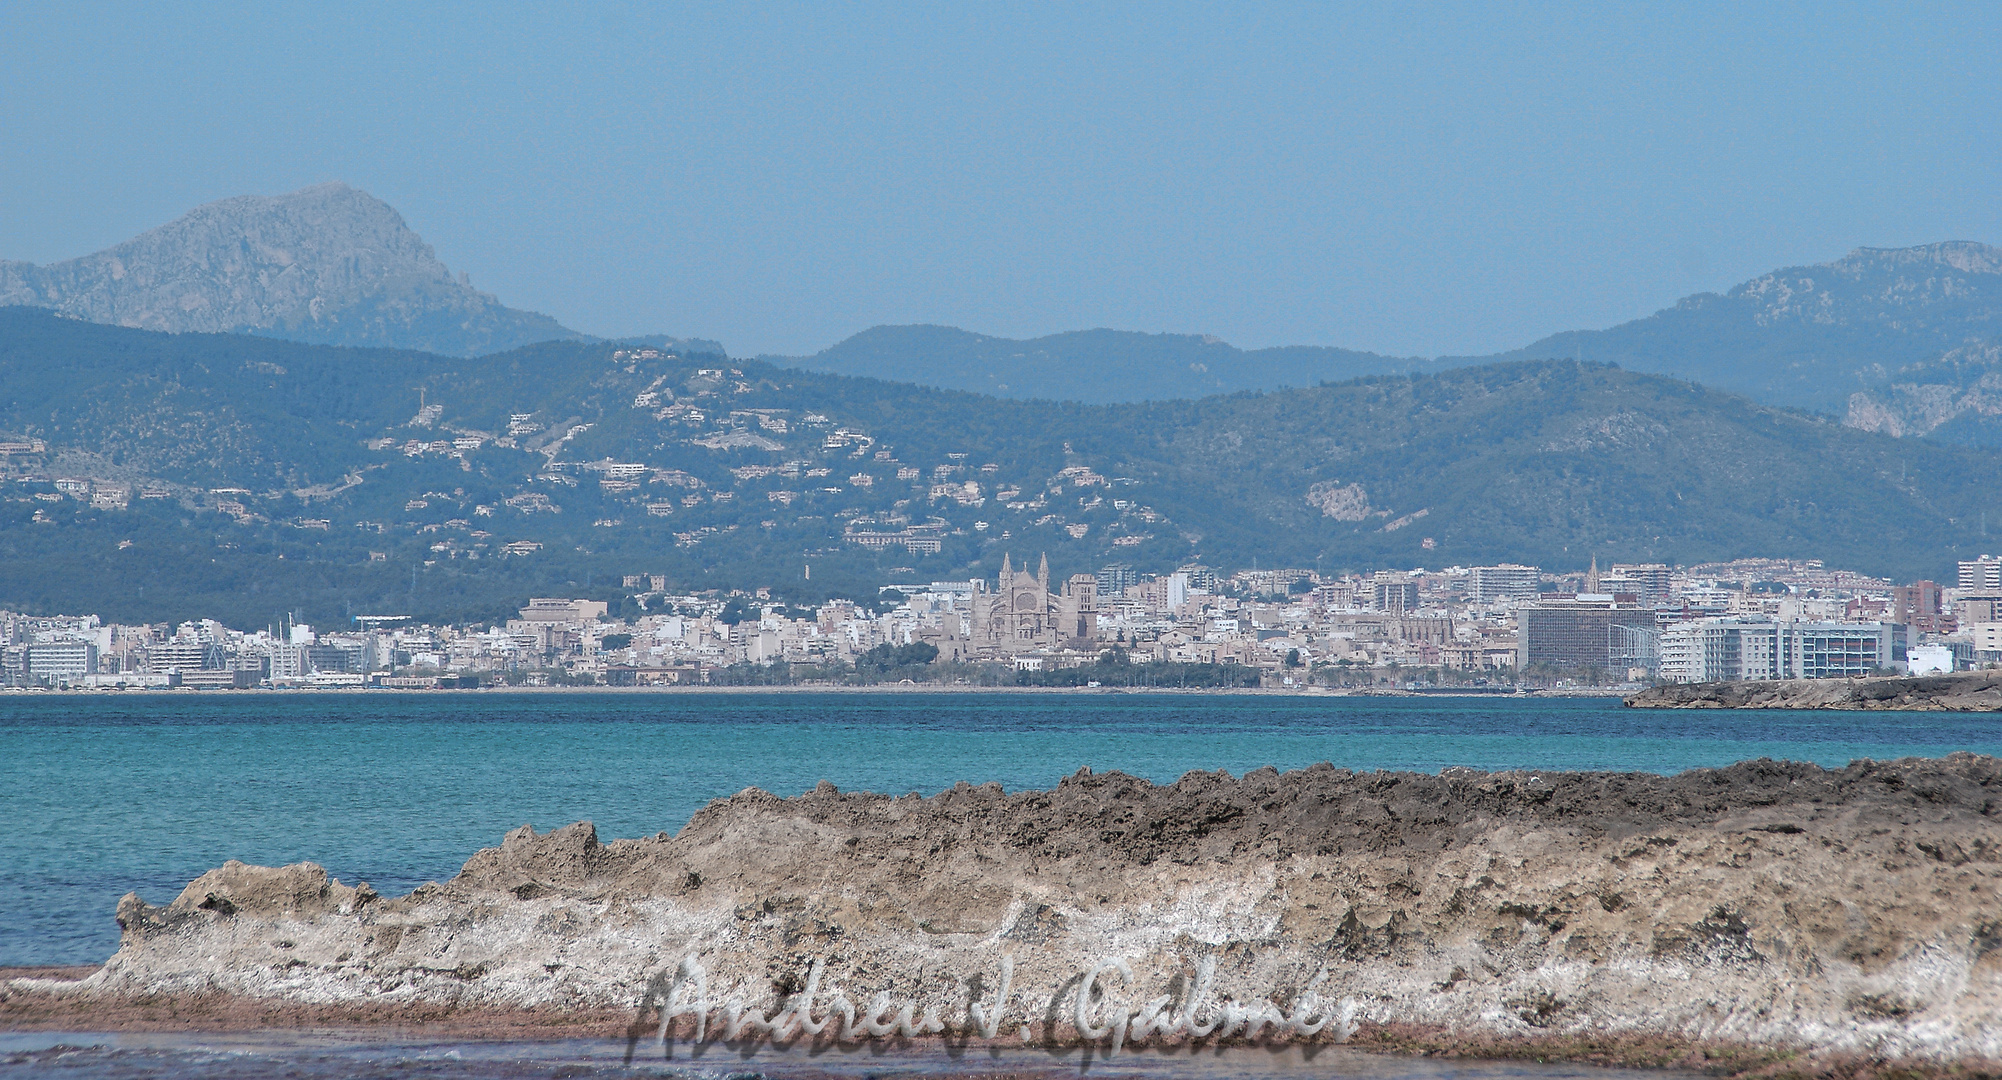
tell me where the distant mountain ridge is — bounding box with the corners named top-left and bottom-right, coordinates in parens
top-left (772, 243), bottom-right (2002, 440)
top-left (13, 186), bottom-right (2002, 438)
top-left (766, 325), bottom-right (1429, 403)
top-left (0, 182), bottom-right (587, 356)
top-left (1484, 241), bottom-right (2002, 415)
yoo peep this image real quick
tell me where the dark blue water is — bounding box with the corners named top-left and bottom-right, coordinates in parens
top-left (5, 690), bottom-right (2000, 968)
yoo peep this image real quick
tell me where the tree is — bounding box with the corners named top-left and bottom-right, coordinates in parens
top-left (857, 641), bottom-right (939, 670)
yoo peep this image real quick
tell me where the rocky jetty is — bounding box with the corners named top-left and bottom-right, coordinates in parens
top-left (9, 756), bottom-right (2002, 1075)
top-left (1627, 671), bottom-right (2002, 710)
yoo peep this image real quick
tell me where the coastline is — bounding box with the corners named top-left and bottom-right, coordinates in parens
top-left (11, 756), bottom-right (2002, 1080)
top-left (0, 682), bottom-right (1634, 698)
top-left (1626, 671), bottom-right (2002, 711)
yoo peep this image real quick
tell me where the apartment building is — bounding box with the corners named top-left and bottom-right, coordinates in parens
top-left (1658, 617), bottom-right (1907, 682)
top-left (1959, 556), bottom-right (2002, 593)
top-left (1467, 564), bottom-right (1539, 604)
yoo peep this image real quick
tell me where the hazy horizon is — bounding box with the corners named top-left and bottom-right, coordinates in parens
top-left (4, 3), bottom-right (1999, 357)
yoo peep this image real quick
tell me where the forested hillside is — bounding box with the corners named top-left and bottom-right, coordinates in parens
top-left (3, 308), bottom-right (1997, 627)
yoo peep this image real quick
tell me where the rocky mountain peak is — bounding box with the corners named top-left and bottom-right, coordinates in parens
top-left (1824, 241), bottom-right (2002, 278)
top-left (1723, 240), bottom-right (2002, 331)
top-left (0, 183), bottom-right (583, 356)
top-left (1491, 238), bottom-right (2002, 420)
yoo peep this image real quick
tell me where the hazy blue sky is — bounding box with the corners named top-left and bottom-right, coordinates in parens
top-left (3, 3), bottom-right (1999, 357)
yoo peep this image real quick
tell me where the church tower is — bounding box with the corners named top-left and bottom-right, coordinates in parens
top-left (1038, 553), bottom-right (1050, 595)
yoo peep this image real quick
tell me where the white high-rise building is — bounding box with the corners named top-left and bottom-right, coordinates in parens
top-left (1659, 623), bottom-right (1704, 683)
top-left (25, 640), bottom-right (97, 685)
top-left (1658, 617), bottom-right (1908, 682)
top-left (1469, 564), bottom-right (1540, 604)
top-left (1960, 555), bottom-right (2002, 593)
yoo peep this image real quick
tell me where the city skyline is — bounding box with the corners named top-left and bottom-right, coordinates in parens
top-left (9, 551), bottom-right (1996, 691)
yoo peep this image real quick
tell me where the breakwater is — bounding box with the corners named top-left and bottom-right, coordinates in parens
top-left (1626, 671), bottom-right (2002, 710)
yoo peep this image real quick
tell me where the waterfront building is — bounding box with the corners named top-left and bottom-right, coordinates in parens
top-left (1517, 596), bottom-right (1659, 672)
top-left (1658, 617), bottom-right (1908, 682)
top-left (25, 640), bottom-right (97, 686)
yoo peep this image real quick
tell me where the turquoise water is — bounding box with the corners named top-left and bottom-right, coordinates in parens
top-left (5, 690), bottom-right (2000, 967)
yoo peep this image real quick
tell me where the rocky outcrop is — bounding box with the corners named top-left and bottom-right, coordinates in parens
top-left (0, 182), bottom-right (584, 355)
top-left (1627, 672), bottom-right (2002, 710)
top-left (12, 757), bottom-right (2002, 1070)
top-left (1845, 342), bottom-right (2002, 444)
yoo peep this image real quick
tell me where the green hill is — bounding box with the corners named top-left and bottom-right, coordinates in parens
top-left (2, 308), bottom-right (1996, 627)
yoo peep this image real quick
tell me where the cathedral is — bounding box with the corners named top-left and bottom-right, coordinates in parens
top-left (970, 553), bottom-right (1098, 652)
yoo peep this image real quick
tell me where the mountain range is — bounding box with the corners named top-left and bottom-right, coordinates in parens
top-left (1, 308), bottom-right (1997, 627)
top-left (0, 183), bottom-right (586, 357)
top-left (10, 185), bottom-right (2002, 443)
top-left (1485, 242), bottom-right (2002, 435)
top-left (4, 187), bottom-right (2002, 624)
top-left (771, 244), bottom-right (2002, 445)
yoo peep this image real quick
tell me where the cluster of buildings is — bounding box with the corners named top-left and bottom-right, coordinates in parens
top-left (7, 553), bottom-right (2001, 691)
top-left (1509, 556), bottom-right (2002, 681)
top-left (1, 614), bottom-right (375, 690)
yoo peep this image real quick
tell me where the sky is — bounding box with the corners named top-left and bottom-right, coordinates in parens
top-left (2, 3), bottom-right (2000, 358)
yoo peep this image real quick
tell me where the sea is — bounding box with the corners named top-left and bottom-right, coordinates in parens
top-left (3, 689), bottom-right (1999, 1078)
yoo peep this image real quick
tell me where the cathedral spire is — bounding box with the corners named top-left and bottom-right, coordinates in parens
top-left (1038, 553), bottom-right (1050, 593)
top-left (1001, 552), bottom-right (1012, 580)
top-left (1587, 555), bottom-right (1600, 594)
